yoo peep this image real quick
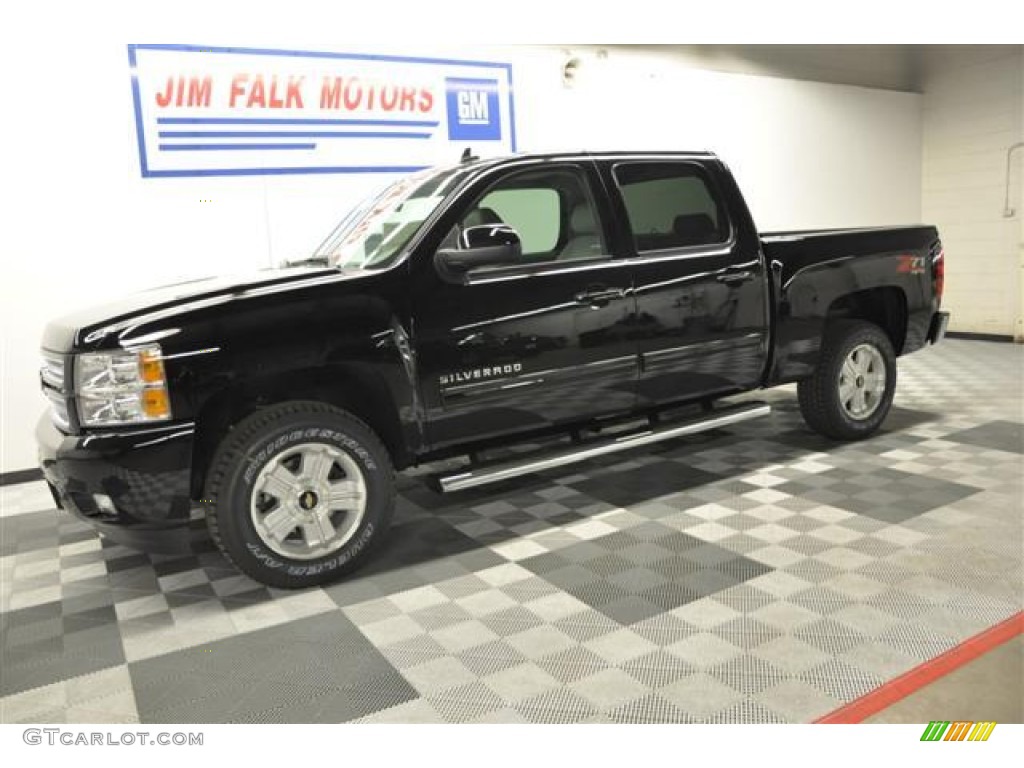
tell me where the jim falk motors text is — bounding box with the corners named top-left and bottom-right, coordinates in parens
top-left (154, 73), bottom-right (435, 113)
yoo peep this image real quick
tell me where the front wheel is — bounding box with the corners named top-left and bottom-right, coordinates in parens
top-left (203, 401), bottom-right (395, 588)
top-left (797, 320), bottom-right (897, 441)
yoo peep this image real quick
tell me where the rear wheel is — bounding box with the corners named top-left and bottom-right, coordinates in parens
top-left (797, 320), bottom-right (897, 440)
top-left (203, 401), bottom-right (394, 588)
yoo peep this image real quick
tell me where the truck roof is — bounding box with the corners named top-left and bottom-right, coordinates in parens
top-left (458, 149), bottom-right (720, 172)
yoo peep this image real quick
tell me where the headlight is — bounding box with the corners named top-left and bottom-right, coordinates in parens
top-left (75, 345), bottom-right (172, 426)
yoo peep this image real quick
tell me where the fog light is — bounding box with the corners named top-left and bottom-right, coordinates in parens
top-left (93, 494), bottom-right (116, 514)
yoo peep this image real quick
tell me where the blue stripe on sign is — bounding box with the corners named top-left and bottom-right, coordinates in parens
top-left (157, 117), bottom-right (440, 127)
top-left (158, 131), bottom-right (432, 139)
top-left (159, 143), bottom-right (317, 151)
top-left (144, 165), bottom-right (430, 178)
top-left (444, 76), bottom-right (500, 87)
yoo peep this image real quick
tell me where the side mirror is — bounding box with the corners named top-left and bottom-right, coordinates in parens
top-left (435, 225), bottom-right (523, 283)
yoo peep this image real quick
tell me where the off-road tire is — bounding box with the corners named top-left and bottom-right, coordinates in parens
top-left (203, 401), bottom-right (394, 589)
top-left (797, 320), bottom-right (897, 441)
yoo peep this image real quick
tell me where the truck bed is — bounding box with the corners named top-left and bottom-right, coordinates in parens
top-left (759, 224), bottom-right (942, 386)
top-left (760, 224), bottom-right (940, 286)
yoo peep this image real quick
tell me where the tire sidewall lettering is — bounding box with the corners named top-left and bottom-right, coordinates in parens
top-left (282, 523), bottom-right (376, 576)
top-left (245, 542), bottom-right (283, 569)
top-left (243, 427), bottom-right (378, 483)
top-left (246, 521), bottom-right (377, 576)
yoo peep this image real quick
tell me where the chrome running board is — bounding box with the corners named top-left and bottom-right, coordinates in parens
top-left (434, 401), bottom-right (771, 493)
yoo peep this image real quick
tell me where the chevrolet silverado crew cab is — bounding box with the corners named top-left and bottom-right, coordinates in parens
top-left (37, 152), bottom-right (950, 588)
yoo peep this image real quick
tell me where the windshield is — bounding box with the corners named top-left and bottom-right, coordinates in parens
top-left (314, 165), bottom-right (473, 269)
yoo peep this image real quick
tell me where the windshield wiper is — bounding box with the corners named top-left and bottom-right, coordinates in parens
top-left (282, 256), bottom-right (331, 268)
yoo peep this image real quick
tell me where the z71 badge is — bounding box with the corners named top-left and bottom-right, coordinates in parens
top-left (440, 363), bottom-right (523, 386)
top-left (896, 254), bottom-right (926, 274)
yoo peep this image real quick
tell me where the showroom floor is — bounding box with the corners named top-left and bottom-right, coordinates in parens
top-left (1, 339), bottom-right (1021, 724)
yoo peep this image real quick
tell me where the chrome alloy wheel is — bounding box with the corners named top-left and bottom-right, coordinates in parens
top-left (249, 442), bottom-right (367, 560)
top-left (838, 343), bottom-right (887, 420)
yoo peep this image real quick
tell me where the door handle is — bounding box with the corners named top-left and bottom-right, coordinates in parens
top-left (573, 287), bottom-right (626, 308)
top-left (457, 332), bottom-right (486, 347)
top-left (716, 271), bottom-right (754, 286)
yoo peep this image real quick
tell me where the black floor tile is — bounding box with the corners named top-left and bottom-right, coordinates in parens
top-left (322, 516), bottom-right (504, 608)
top-left (1, 604), bottom-right (125, 696)
top-left (520, 526), bottom-right (770, 625)
top-left (568, 462), bottom-right (722, 508)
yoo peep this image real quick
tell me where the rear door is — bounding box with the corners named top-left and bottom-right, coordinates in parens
top-left (603, 158), bottom-right (769, 406)
top-left (412, 161), bottom-right (639, 450)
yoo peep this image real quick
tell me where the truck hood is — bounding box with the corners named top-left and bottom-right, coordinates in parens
top-left (42, 265), bottom-right (347, 351)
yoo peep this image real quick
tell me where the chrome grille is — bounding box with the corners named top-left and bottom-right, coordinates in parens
top-left (41, 351), bottom-right (65, 389)
top-left (40, 350), bottom-right (70, 430)
top-left (44, 387), bottom-right (70, 429)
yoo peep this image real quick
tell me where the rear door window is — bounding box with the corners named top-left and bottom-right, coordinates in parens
top-left (613, 162), bottom-right (729, 252)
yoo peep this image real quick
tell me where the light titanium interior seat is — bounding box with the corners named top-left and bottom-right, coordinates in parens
top-left (560, 203), bottom-right (603, 259)
top-left (462, 207), bottom-right (504, 228)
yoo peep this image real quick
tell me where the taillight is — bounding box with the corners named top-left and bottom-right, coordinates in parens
top-left (933, 248), bottom-right (945, 304)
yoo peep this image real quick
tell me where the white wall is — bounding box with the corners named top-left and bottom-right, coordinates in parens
top-left (536, 49), bottom-right (922, 231)
top-left (920, 46), bottom-right (1024, 338)
top-left (0, 41), bottom-right (923, 473)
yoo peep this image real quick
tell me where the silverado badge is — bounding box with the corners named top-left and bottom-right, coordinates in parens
top-left (439, 363), bottom-right (523, 386)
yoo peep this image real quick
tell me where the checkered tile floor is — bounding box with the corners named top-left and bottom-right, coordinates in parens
top-left (1, 339), bottom-right (1021, 723)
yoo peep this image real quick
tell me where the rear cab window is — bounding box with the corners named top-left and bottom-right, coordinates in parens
top-left (612, 162), bottom-right (730, 253)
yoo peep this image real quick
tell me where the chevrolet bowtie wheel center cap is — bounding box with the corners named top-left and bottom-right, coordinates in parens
top-left (299, 490), bottom-right (319, 511)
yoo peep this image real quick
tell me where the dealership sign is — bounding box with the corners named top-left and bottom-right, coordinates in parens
top-left (128, 44), bottom-right (517, 178)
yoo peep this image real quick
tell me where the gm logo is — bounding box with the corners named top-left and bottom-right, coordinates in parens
top-left (446, 77), bottom-right (501, 141)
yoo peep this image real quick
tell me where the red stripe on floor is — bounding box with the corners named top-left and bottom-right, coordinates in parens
top-left (815, 611), bottom-right (1023, 724)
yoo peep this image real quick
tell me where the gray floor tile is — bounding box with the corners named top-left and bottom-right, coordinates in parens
top-left (128, 611), bottom-right (416, 723)
top-left (2, 340), bottom-right (1021, 723)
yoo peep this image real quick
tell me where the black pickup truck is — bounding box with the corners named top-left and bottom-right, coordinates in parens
top-left (37, 152), bottom-right (949, 587)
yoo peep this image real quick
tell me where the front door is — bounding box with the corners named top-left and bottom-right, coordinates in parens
top-left (413, 162), bottom-right (638, 451)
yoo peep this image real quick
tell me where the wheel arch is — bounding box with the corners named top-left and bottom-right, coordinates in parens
top-left (826, 286), bottom-right (908, 355)
top-left (190, 365), bottom-right (412, 500)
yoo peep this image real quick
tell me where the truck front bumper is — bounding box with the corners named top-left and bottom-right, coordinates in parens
top-left (37, 415), bottom-right (200, 553)
top-left (928, 311), bottom-right (951, 344)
